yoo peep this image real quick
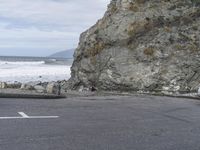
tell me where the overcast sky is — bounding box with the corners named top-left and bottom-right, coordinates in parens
top-left (0, 0), bottom-right (110, 56)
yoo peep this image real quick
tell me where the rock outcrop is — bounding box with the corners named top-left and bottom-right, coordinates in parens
top-left (69, 0), bottom-right (200, 93)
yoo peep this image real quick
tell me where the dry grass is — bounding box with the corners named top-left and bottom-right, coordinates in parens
top-left (160, 69), bottom-right (168, 75)
top-left (174, 43), bottom-right (199, 52)
top-left (127, 20), bottom-right (153, 37)
top-left (87, 42), bottom-right (106, 57)
top-left (87, 42), bottom-right (106, 65)
top-left (143, 47), bottom-right (155, 56)
top-left (128, 3), bottom-right (139, 12)
top-left (127, 22), bottom-right (140, 36)
top-left (110, 5), bottom-right (118, 14)
top-left (188, 43), bottom-right (199, 52)
top-left (164, 26), bottom-right (172, 33)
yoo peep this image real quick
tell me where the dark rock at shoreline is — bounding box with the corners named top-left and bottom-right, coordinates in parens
top-left (69, 0), bottom-right (200, 94)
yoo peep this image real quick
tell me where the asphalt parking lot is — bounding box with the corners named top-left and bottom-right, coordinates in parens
top-left (0, 95), bottom-right (200, 150)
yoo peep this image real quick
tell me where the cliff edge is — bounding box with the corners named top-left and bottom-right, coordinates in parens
top-left (69, 0), bottom-right (200, 93)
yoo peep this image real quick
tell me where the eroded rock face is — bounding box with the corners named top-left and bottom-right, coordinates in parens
top-left (69, 0), bottom-right (200, 93)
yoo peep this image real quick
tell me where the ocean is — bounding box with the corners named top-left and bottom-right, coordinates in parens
top-left (0, 56), bottom-right (73, 83)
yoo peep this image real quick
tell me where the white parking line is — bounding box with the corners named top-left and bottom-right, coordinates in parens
top-left (0, 117), bottom-right (25, 119)
top-left (24, 116), bottom-right (59, 119)
top-left (0, 112), bottom-right (59, 120)
top-left (18, 112), bottom-right (29, 118)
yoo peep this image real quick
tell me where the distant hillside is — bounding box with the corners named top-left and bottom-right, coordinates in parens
top-left (49, 49), bottom-right (74, 58)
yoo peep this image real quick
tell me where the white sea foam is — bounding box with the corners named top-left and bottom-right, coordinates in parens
top-left (0, 60), bottom-right (45, 65)
top-left (0, 60), bottom-right (71, 83)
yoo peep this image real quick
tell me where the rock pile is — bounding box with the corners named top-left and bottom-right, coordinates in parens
top-left (0, 81), bottom-right (63, 95)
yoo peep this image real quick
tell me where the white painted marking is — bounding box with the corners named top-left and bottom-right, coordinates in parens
top-left (0, 112), bottom-right (59, 120)
top-left (18, 112), bottom-right (29, 118)
top-left (0, 117), bottom-right (25, 119)
top-left (26, 116), bottom-right (59, 119)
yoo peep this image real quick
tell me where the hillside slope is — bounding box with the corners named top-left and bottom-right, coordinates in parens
top-left (50, 49), bottom-right (74, 58)
top-left (69, 0), bottom-right (200, 93)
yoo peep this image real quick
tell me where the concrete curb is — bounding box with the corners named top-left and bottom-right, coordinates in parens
top-left (0, 93), bottom-right (66, 99)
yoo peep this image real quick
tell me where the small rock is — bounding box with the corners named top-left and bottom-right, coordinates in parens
top-left (26, 81), bottom-right (41, 87)
top-left (0, 82), bottom-right (7, 89)
top-left (21, 81), bottom-right (42, 91)
top-left (78, 85), bottom-right (84, 92)
top-left (21, 84), bottom-right (34, 90)
top-left (46, 82), bottom-right (61, 95)
top-left (78, 85), bottom-right (89, 92)
top-left (198, 87), bottom-right (200, 96)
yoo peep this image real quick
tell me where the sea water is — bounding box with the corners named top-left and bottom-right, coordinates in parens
top-left (0, 56), bottom-right (72, 83)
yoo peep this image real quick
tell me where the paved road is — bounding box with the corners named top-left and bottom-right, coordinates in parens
top-left (0, 95), bottom-right (200, 150)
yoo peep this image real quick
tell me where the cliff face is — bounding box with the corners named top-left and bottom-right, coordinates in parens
top-left (69, 0), bottom-right (200, 93)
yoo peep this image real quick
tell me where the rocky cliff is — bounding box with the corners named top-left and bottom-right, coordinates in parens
top-left (69, 0), bottom-right (200, 93)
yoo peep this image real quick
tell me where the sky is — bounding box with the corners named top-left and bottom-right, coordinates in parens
top-left (0, 0), bottom-right (110, 56)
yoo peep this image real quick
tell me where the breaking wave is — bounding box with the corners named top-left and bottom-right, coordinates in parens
top-left (0, 61), bottom-right (45, 66)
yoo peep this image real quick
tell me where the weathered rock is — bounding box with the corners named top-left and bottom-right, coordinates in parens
top-left (21, 84), bottom-right (34, 90)
top-left (78, 85), bottom-right (89, 92)
top-left (198, 87), bottom-right (200, 96)
top-left (57, 80), bottom-right (69, 94)
top-left (69, 0), bottom-right (200, 93)
top-left (21, 81), bottom-right (43, 91)
top-left (46, 82), bottom-right (61, 95)
top-left (26, 81), bottom-right (41, 87)
top-left (34, 85), bottom-right (46, 93)
top-left (0, 82), bottom-right (7, 89)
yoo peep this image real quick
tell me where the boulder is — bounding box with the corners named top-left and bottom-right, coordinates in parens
top-left (21, 84), bottom-right (34, 90)
top-left (198, 87), bottom-right (200, 96)
top-left (34, 85), bottom-right (46, 93)
top-left (21, 81), bottom-right (43, 91)
top-left (26, 81), bottom-right (41, 87)
top-left (46, 82), bottom-right (61, 95)
top-left (0, 82), bottom-right (7, 89)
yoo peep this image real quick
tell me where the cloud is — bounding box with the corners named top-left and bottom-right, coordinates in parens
top-left (0, 0), bottom-right (110, 56)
